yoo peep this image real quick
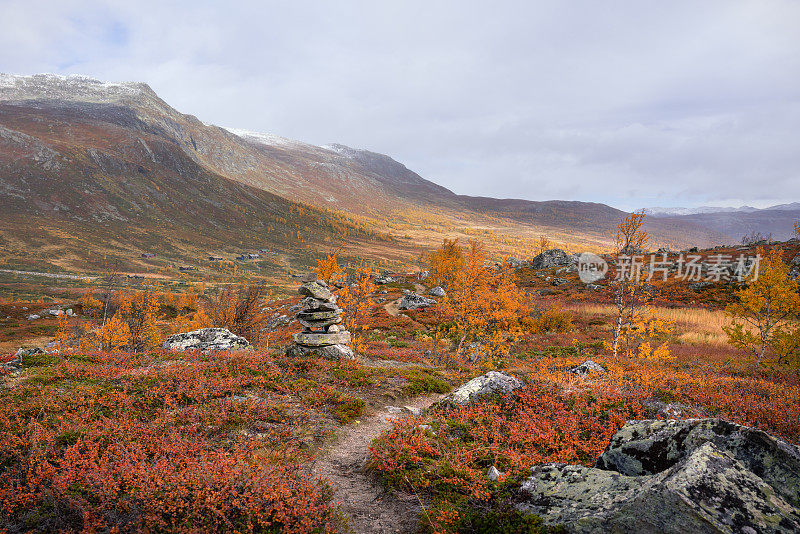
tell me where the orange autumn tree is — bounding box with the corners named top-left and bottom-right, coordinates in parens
top-left (316, 253), bottom-right (343, 285)
top-left (115, 283), bottom-right (161, 352)
top-left (433, 240), bottom-right (529, 365)
top-left (427, 238), bottom-right (464, 289)
top-left (336, 266), bottom-right (377, 353)
top-left (724, 247), bottom-right (800, 366)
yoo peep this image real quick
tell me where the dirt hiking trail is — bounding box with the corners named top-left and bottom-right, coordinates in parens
top-left (312, 393), bottom-right (443, 533)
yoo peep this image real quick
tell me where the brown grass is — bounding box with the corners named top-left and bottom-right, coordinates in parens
top-left (570, 303), bottom-right (739, 347)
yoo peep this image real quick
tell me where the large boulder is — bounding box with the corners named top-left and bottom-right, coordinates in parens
top-left (443, 371), bottom-right (523, 406)
top-left (595, 419), bottom-right (800, 503)
top-left (398, 292), bottom-right (436, 310)
top-left (529, 249), bottom-right (577, 270)
top-left (428, 286), bottom-right (446, 297)
top-left (569, 360), bottom-right (604, 375)
top-left (163, 328), bottom-right (252, 352)
top-left (517, 419), bottom-right (800, 533)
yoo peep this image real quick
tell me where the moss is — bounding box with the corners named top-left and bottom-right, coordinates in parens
top-left (400, 368), bottom-right (451, 396)
top-left (456, 507), bottom-right (563, 534)
top-left (55, 429), bottom-right (83, 448)
top-left (333, 396), bottom-right (365, 424)
top-left (329, 367), bottom-right (376, 387)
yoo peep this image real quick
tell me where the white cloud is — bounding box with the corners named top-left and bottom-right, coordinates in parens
top-left (1, 0), bottom-right (798, 210)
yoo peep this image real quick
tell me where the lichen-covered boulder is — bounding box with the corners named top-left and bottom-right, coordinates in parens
top-left (529, 249), bottom-right (576, 270)
top-left (428, 286), bottom-right (446, 297)
top-left (163, 328), bottom-right (251, 352)
top-left (595, 418), bottom-right (800, 506)
top-left (285, 343), bottom-right (355, 360)
top-left (443, 371), bottom-right (522, 406)
top-left (569, 360), bottom-right (605, 375)
top-left (517, 419), bottom-right (800, 533)
top-left (398, 292), bottom-right (436, 310)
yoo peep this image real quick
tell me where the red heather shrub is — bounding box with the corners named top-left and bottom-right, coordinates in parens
top-left (370, 381), bottom-right (644, 496)
top-left (1, 418), bottom-right (335, 533)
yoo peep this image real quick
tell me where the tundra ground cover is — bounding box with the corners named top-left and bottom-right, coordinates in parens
top-left (2, 238), bottom-right (800, 533)
top-left (0, 345), bottom-right (455, 533)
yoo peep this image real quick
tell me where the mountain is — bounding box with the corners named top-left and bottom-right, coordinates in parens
top-left (647, 203), bottom-right (800, 241)
top-left (645, 206), bottom-right (760, 216)
top-left (0, 73), bottom-right (733, 275)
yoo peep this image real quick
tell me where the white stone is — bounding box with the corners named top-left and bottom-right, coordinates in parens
top-left (448, 371), bottom-right (523, 405)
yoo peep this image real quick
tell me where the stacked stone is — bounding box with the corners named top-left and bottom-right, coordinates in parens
top-left (287, 273), bottom-right (354, 359)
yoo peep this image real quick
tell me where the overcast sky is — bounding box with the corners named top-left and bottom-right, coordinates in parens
top-left (2, 0), bottom-right (799, 210)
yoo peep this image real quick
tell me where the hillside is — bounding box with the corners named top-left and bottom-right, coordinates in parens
top-left (0, 73), bottom-right (733, 277)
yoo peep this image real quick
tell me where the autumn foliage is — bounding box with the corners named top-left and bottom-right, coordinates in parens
top-left (724, 247), bottom-right (800, 366)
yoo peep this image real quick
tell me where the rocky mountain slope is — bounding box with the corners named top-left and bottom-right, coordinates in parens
top-left (0, 73), bottom-right (735, 273)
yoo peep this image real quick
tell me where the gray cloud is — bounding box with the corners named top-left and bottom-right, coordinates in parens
top-left (1, 0), bottom-right (798, 210)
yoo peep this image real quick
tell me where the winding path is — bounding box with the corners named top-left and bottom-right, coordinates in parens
top-left (312, 394), bottom-right (441, 533)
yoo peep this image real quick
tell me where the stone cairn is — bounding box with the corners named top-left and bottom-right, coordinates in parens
top-left (287, 273), bottom-right (354, 359)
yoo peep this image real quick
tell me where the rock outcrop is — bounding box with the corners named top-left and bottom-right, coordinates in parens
top-left (517, 418), bottom-right (800, 533)
top-left (163, 328), bottom-right (251, 352)
top-left (569, 360), bottom-right (604, 375)
top-left (428, 286), bottom-right (446, 297)
top-left (398, 291), bottom-right (436, 311)
top-left (442, 371), bottom-right (523, 406)
top-left (529, 249), bottom-right (577, 270)
top-left (287, 274), bottom-right (354, 359)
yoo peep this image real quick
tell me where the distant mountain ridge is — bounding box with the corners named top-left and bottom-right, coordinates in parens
top-left (646, 202), bottom-right (800, 217)
top-left (645, 202), bottom-right (800, 241)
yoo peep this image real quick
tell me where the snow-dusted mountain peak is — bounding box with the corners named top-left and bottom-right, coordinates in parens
top-left (222, 127), bottom-right (315, 150)
top-left (0, 73), bottom-right (154, 103)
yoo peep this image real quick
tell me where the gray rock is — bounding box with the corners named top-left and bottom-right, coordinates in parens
top-left (27, 314), bottom-right (40, 320)
top-left (374, 271), bottom-right (396, 285)
top-left (385, 406), bottom-right (404, 414)
top-left (506, 258), bottom-right (525, 269)
top-left (398, 293), bottom-right (436, 310)
top-left (444, 371), bottom-right (522, 406)
top-left (298, 281), bottom-right (334, 302)
top-left (585, 283), bottom-right (603, 291)
top-left (14, 346), bottom-right (45, 358)
top-left (293, 330), bottom-right (351, 346)
top-left (518, 418), bottom-right (800, 533)
top-left (595, 419), bottom-right (800, 501)
top-left (551, 277), bottom-right (569, 286)
top-left (642, 400), bottom-right (706, 419)
top-left (569, 360), bottom-right (605, 375)
top-left (4, 346), bottom-right (45, 370)
top-left (487, 466), bottom-right (505, 481)
top-left (428, 286), bottom-right (446, 297)
top-left (520, 441), bottom-right (800, 533)
top-left (404, 406), bottom-right (421, 416)
top-left (286, 343), bottom-right (354, 360)
top-left (163, 328), bottom-right (252, 352)
top-left (529, 249), bottom-right (576, 270)
top-left (47, 309), bottom-right (63, 317)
